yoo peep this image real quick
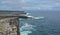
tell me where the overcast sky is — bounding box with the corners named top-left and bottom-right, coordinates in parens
top-left (0, 0), bottom-right (60, 11)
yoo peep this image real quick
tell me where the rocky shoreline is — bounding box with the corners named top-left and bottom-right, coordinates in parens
top-left (0, 17), bottom-right (19, 35)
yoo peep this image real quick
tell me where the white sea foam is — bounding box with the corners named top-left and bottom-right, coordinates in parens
top-left (27, 15), bottom-right (44, 19)
top-left (33, 17), bottom-right (44, 19)
top-left (27, 15), bottom-right (33, 18)
top-left (25, 13), bottom-right (30, 16)
top-left (21, 31), bottom-right (32, 35)
top-left (26, 13), bottom-right (30, 15)
top-left (20, 23), bottom-right (36, 35)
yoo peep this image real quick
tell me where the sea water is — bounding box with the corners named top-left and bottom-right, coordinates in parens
top-left (20, 11), bottom-right (60, 35)
top-left (20, 17), bottom-right (45, 35)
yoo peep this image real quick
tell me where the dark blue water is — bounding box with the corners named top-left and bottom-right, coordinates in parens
top-left (20, 11), bottom-right (60, 35)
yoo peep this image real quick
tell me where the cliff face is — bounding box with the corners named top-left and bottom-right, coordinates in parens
top-left (0, 10), bottom-right (27, 35)
top-left (0, 17), bottom-right (19, 35)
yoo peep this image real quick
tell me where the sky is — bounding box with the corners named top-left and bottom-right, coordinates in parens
top-left (0, 0), bottom-right (60, 11)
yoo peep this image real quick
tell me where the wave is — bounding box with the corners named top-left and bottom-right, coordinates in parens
top-left (27, 15), bottom-right (44, 19)
top-left (33, 17), bottom-right (44, 19)
top-left (20, 23), bottom-right (36, 35)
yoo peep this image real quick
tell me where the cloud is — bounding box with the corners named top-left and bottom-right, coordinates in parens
top-left (0, 0), bottom-right (60, 10)
top-left (19, 0), bottom-right (60, 10)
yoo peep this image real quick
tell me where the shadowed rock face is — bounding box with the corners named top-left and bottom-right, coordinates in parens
top-left (0, 17), bottom-right (19, 35)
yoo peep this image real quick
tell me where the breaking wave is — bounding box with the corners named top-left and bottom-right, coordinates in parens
top-left (20, 23), bottom-right (36, 35)
top-left (27, 15), bottom-right (44, 20)
top-left (33, 17), bottom-right (44, 19)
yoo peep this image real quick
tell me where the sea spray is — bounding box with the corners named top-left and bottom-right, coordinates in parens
top-left (26, 15), bottom-right (44, 20)
top-left (20, 23), bottom-right (36, 35)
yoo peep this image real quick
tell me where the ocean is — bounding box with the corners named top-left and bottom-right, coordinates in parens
top-left (20, 11), bottom-right (60, 35)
